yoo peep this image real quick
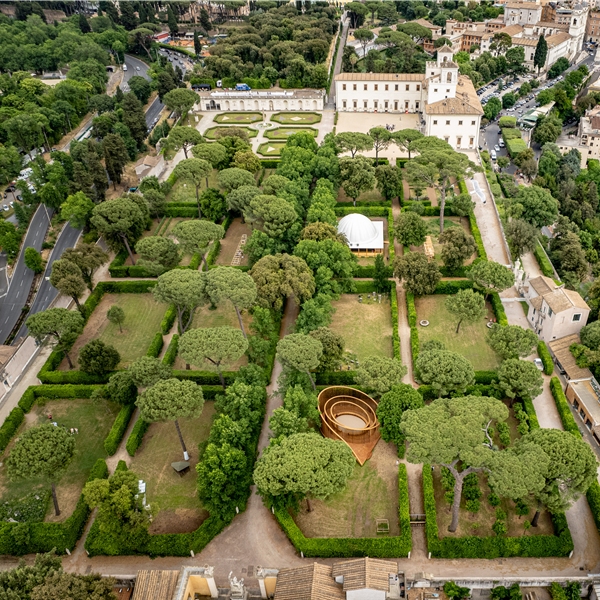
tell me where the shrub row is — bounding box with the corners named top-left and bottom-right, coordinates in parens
top-left (548, 376), bottom-right (600, 535)
top-left (354, 280), bottom-right (392, 294)
top-left (0, 407), bottom-right (24, 454)
top-left (439, 266), bottom-right (468, 278)
top-left (315, 371), bottom-right (356, 385)
top-left (162, 334), bottom-right (179, 366)
top-left (406, 292), bottom-right (419, 367)
top-left (334, 207), bottom-right (389, 217)
top-left (353, 265), bottom-right (392, 279)
top-left (146, 333), bottom-right (164, 358)
top-left (422, 464), bottom-right (573, 558)
top-left (521, 397), bottom-right (540, 431)
top-left (490, 292), bottom-right (508, 326)
top-left (417, 383), bottom-right (502, 401)
top-left (387, 211), bottom-right (395, 264)
top-left (104, 405), bottom-right (136, 456)
top-left (164, 205), bottom-right (200, 217)
top-left (160, 304), bottom-right (177, 335)
top-left (538, 341), bottom-right (554, 375)
top-left (0, 458), bottom-right (108, 555)
top-left (274, 464), bottom-right (411, 557)
top-left (469, 211), bottom-right (488, 261)
top-left (391, 289), bottom-right (400, 360)
top-left (125, 416), bottom-right (149, 457)
top-left (533, 241), bottom-right (557, 280)
top-left (172, 371), bottom-right (235, 385)
top-left (433, 280), bottom-right (474, 294)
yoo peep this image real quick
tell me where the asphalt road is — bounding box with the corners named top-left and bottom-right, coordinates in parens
top-left (123, 54), bottom-right (165, 128)
top-left (13, 222), bottom-right (82, 342)
top-left (0, 206), bottom-right (51, 345)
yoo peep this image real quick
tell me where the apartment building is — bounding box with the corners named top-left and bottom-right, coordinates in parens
top-left (587, 10), bottom-right (600, 41)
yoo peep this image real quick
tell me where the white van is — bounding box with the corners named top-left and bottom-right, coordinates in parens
top-left (491, 150), bottom-right (497, 161)
top-left (123, 64), bottom-right (128, 71)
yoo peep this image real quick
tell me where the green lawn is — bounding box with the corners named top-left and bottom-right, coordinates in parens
top-left (294, 442), bottom-right (399, 538)
top-left (203, 126), bottom-right (257, 139)
top-left (329, 294), bottom-right (393, 363)
top-left (264, 127), bottom-right (318, 139)
top-left (415, 295), bottom-right (500, 371)
top-left (129, 402), bottom-right (216, 512)
top-left (0, 398), bottom-right (119, 522)
top-left (214, 112), bottom-right (262, 124)
top-left (337, 187), bottom-right (385, 203)
top-left (167, 171), bottom-right (219, 198)
top-left (271, 112), bottom-right (322, 124)
top-left (257, 141), bottom-right (286, 156)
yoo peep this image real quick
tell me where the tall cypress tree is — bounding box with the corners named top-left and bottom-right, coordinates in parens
top-left (168, 7), bottom-right (179, 36)
top-left (194, 30), bottom-right (202, 57)
top-left (534, 35), bottom-right (548, 74)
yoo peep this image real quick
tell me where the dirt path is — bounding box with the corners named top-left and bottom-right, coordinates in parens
top-left (405, 462), bottom-right (427, 558)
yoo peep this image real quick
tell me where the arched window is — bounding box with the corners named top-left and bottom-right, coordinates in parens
top-left (447, 72), bottom-right (452, 83)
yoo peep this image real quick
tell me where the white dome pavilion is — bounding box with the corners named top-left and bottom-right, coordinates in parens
top-left (337, 213), bottom-right (384, 252)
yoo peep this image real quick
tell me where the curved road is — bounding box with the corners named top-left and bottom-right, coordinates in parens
top-left (0, 55), bottom-right (165, 345)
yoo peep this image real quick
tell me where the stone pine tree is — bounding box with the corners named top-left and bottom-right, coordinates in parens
top-left (62, 244), bottom-right (109, 291)
top-left (152, 270), bottom-right (207, 333)
top-left (401, 396), bottom-right (509, 532)
top-left (534, 35), bottom-right (547, 74)
top-left (167, 126), bottom-right (203, 159)
top-left (277, 334), bottom-right (323, 391)
top-left (26, 308), bottom-right (84, 369)
top-left (469, 260), bottom-right (514, 299)
top-left (355, 357), bottom-right (407, 397)
top-left (179, 326), bottom-right (248, 389)
top-left (204, 267), bottom-right (257, 337)
top-left (7, 424), bottom-right (75, 516)
top-left (253, 432), bottom-right (355, 511)
top-left (445, 289), bottom-right (486, 334)
top-left (24, 247), bottom-right (43, 274)
top-left (137, 378), bottom-right (204, 460)
top-left (173, 159), bottom-right (212, 217)
top-left (49, 259), bottom-right (86, 311)
top-left (171, 219), bottom-right (224, 270)
top-left (416, 349), bottom-right (475, 397)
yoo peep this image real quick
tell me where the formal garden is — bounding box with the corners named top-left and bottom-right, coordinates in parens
top-left (257, 141), bottom-right (287, 156)
top-left (1, 122), bottom-right (598, 566)
top-left (271, 112), bottom-right (322, 124)
top-left (213, 112), bottom-right (262, 124)
top-left (204, 126), bottom-right (258, 140)
top-left (264, 127), bottom-right (318, 140)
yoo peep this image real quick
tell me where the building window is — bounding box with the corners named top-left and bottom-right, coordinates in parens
top-left (471, 120), bottom-right (476, 125)
top-left (343, 100), bottom-right (347, 109)
top-left (405, 100), bottom-right (409, 109)
top-left (416, 84), bottom-right (420, 91)
top-left (434, 88), bottom-right (438, 92)
top-left (469, 137), bottom-right (474, 145)
top-left (433, 120), bottom-right (438, 125)
top-left (459, 120), bottom-right (463, 125)
top-left (364, 84), bottom-right (367, 91)
top-left (364, 100), bottom-right (368, 109)
top-left (457, 137), bottom-right (462, 146)
top-left (385, 101), bottom-right (388, 109)
top-left (394, 101), bottom-right (398, 110)
top-left (353, 84), bottom-right (357, 91)
top-left (444, 137), bottom-right (449, 142)
top-left (406, 84), bottom-right (410, 91)
top-left (342, 84), bottom-right (346, 91)
top-left (573, 313), bottom-right (582, 322)
top-left (549, 308), bottom-right (553, 317)
top-left (446, 120), bottom-right (450, 125)
top-left (385, 84), bottom-right (389, 91)
top-left (353, 100), bottom-right (357, 109)
top-left (415, 101), bottom-right (420, 109)
top-left (395, 84), bottom-right (398, 91)
top-left (374, 100), bottom-right (378, 109)
top-left (374, 84), bottom-right (378, 91)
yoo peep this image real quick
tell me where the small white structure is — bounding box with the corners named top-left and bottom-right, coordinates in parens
top-left (196, 88), bottom-right (324, 112)
top-left (337, 213), bottom-right (384, 256)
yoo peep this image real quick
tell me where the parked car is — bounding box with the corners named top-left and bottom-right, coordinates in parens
top-left (494, 144), bottom-right (500, 152)
top-left (2, 205), bottom-right (8, 212)
top-left (534, 358), bottom-right (544, 371)
top-left (499, 140), bottom-right (505, 148)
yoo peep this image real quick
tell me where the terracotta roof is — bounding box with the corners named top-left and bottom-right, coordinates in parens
top-left (498, 24), bottom-right (524, 36)
top-left (438, 45), bottom-right (454, 53)
top-left (274, 564), bottom-right (344, 600)
top-left (547, 32), bottom-right (572, 47)
top-left (505, 1), bottom-right (540, 9)
top-left (564, 288), bottom-right (590, 310)
top-left (530, 295), bottom-right (543, 311)
top-left (135, 155), bottom-right (161, 168)
top-left (513, 37), bottom-right (539, 46)
top-left (549, 334), bottom-right (593, 381)
top-left (425, 75), bottom-right (484, 116)
top-left (529, 275), bottom-right (557, 296)
top-left (331, 558), bottom-right (397, 592)
top-left (335, 73), bottom-right (425, 81)
top-left (414, 18), bottom-right (440, 30)
top-left (535, 21), bottom-right (569, 29)
top-left (132, 571), bottom-right (180, 600)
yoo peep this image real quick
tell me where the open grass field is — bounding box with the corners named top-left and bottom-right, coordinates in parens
top-left (0, 398), bottom-right (119, 523)
top-left (61, 294), bottom-right (167, 370)
top-left (214, 112), bottom-right (262, 124)
top-left (130, 402), bottom-right (216, 534)
top-left (257, 141), bottom-right (286, 156)
top-left (264, 127), bottom-right (318, 140)
top-left (203, 126), bottom-right (257, 139)
top-left (271, 112), bottom-right (322, 125)
top-left (294, 441), bottom-right (399, 538)
top-left (432, 464), bottom-right (554, 538)
top-left (329, 294), bottom-right (393, 363)
top-left (215, 217), bottom-right (251, 267)
top-left (167, 172), bottom-right (219, 199)
top-left (172, 304), bottom-right (251, 371)
top-left (415, 295), bottom-right (500, 371)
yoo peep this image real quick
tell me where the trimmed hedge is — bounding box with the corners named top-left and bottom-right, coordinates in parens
top-left (104, 404), bottom-right (135, 456)
top-left (274, 464), bottom-right (411, 557)
top-left (391, 289), bottom-right (400, 360)
top-left (0, 458), bottom-right (108, 555)
top-left (354, 280), bottom-right (393, 294)
top-left (422, 463), bottom-right (573, 558)
top-left (172, 371), bottom-right (235, 385)
top-left (334, 207), bottom-right (389, 217)
top-left (434, 280), bottom-right (474, 294)
top-left (538, 341), bottom-right (554, 375)
top-left (161, 304), bottom-right (177, 335)
top-left (534, 241), bottom-right (557, 280)
top-left (146, 333), bottom-right (164, 358)
top-left (162, 334), bottom-right (179, 366)
top-left (315, 371), bottom-right (356, 385)
top-left (0, 407), bottom-right (24, 453)
top-left (490, 292), bottom-right (508, 326)
top-left (521, 397), bottom-right (540, 431)
top-left (164, 205), bottom-right (200, 217)
top-left (418, 383), bottom-right (501, 401)
top-left (469, 211), bottom-right (488, 261)
top-left (125, 416), bottom-right (149, 457)
top-left (506, 138), bottom-right (527, 157)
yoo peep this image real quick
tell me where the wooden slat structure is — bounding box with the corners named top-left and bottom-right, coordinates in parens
top-left (132, 570), bottom-right (180, 600)
top-left (331, 557), bottom-right (397, 592)
top-left (424, 236), bottom-right (435, 260)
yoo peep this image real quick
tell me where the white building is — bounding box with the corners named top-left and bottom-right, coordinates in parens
top-left (523, 275), bottom-right (590, 342)
top-left (196, 88), bottom-right (324, 112)
top-left (337, 213), bottom-right (384, 256)
top-left (557, 105), bottom-right (600, 167)
top-left (334, 47), bottom-right (484, 150)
